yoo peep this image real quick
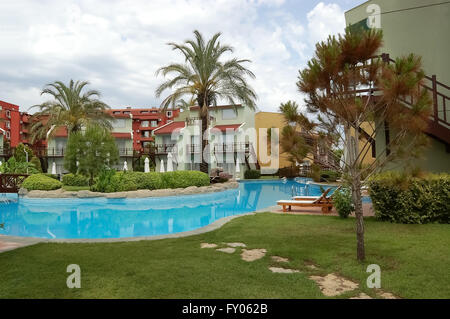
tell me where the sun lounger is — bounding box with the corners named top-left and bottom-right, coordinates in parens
top-left (278, 188), bottom-right (335, 214)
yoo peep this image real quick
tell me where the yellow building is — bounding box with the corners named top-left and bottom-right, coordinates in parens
top-left (255, 111), bottom-right (295, 173)
top-left (350, 122), bottom-right (376, 166)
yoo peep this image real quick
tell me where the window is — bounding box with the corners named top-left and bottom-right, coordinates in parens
top-left (141, 120), bottom-right (149, 127)
top-left (142, 131), bottom-right (150, 138)
top-left (123, 111), bottom-right (130, 115)
top-left (150, 120), bottom-right (158, 127)
top-left (113, 111), bottom-right (121, 114)
top-left (222, 108), bottom-right (237, 120)
top-left (6, 110), bottom-right (11, 118)
top-left (6, 131), bottom-right (10, 139)
top-left (141, 111), bottom-right (149, 114)
top-left (112, 119), bottom-right (126, 128)
top-left (166, 111), bottom-right (173, 118)
top-left (6, 121), bottom-right (10, 129)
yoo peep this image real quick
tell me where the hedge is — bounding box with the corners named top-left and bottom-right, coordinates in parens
top-left (161, 171), bottom-right (210, 189)
top-left (92, 170), bottom-right (209, 193)
top-left (62, 173), bottom-right (89, 186)
top-left (368, 172), bottom-right (450, 224)
top-left (22, 174), bottom-right (63, 191)
top-left (244, 169), bottom-right (261, 179)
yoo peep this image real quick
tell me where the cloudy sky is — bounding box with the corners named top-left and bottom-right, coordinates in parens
top-left (0, 0), bottom-right (363, 113)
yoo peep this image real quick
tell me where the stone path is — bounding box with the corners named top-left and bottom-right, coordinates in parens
top-left (241, 249), bottom-right (267, 262)
top-left (201, 241), bottom-right (400, 299)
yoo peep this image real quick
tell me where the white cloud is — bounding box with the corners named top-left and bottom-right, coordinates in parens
top-left (0, 0), bottom-right (346, 113)
top-left (307, 2), bottom-right (346, 46)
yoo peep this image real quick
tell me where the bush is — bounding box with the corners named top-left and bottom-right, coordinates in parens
top-left (368, 172), bottom-right (450, 224)
top-left (161, 171), bottom-right (210, 188)
top-left (332, 187), bottom-right (354, 218)
top-left (278, 166), bottom-right (299, 178)
top-left (91, 169), bottom-right (116, 192)
top-left (22, 174), bottom-right (62, 191)
top-left (42, 173), bottom-right (59, 180)
top-left (91, 170), bottom-right (210, 192)
top-left (309, 163), bottom-right (321, 182)
top-left (62, 173), bottom-right (89, 186)
top-left (320, 169), bottom-right (340, 182)
top-left (244, 169), bottom-right (261, 179)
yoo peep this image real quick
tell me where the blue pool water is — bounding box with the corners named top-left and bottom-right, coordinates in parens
top-left (0, 180), bottom-right (344, 239)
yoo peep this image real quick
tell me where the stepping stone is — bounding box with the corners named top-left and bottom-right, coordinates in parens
top-left (200, 243), bottom-right (217, 248)
top-left (377, 290), bottom-right (399, 299)
top-left (271, 256), bottom-right (289, 263)
top-left (269, 267), bottom-right (299, 273)
top-left (309, 273), bottom-right (359, 297)
top-left (350, 293), bottom-right (372, 299)
top-left (241, 249), bottom-right (267, 262)
top-left (226, 242), bottom-right (246, 248)
top-left (216, 247), bottom-right (236, 254)
top-left (306, 264), bottom-right (318, 270)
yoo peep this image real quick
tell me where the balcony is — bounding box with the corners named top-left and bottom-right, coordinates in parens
top-left (186, 144), bottom-right (201, 154)
top-left (118, 148), bottom-right (135, 157)
top-left (0, 148), bottom-right (12, 157)
top-left (155, 144), bottom-right (176, 154)
top-left (185, 116), bottom-right (216, 126)
top-left (213, 142), bottom-right (251, 153)
top-left (35, 147), bottom-right (65, 157)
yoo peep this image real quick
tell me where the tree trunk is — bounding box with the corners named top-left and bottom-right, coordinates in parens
top-left (199, 112), bottom-right (209, 174)
top-left (352, 176), bottom-right (365, 261)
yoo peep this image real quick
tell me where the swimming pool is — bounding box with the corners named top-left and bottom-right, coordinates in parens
top-left (0, 180), bottom-right (336, 239)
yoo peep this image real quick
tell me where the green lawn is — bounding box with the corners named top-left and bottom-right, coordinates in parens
top-left (0, 213), bottom-right (448, 298)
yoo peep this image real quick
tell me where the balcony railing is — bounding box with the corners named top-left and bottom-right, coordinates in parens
top-left (35, 147), bottom-right (65, 157)
top-left (186, 144), bottom-right (201, 154)
top-left (118, 148), bottom-right (135, 157)
top-left (213, 142), bottom-right (251, 153)
top-left (155, 144), bottom-right (176, 154)
top-left (0, 148), bottom-right (12, 157)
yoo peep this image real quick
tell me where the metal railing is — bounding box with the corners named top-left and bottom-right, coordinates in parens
top-left (155, 144), bottom-right (176, 154)
top-left (213, 142), bottom-right (251, 153)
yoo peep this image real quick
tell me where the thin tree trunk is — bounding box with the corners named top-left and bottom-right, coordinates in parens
top-left (199, 112), bottom-right (209, 174)
top-left (352, 177), bottom-right (365, 261)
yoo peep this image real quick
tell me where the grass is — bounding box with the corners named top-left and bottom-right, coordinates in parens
top-left (0, 213), bottom-right (448, 298)
top-left (62, 186), bottom-right (91, 191)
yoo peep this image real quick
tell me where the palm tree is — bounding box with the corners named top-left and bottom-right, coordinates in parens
top-left (30, 80), bottom-right (113, 143)
top-left (155, 30), bottom-right (257, 173)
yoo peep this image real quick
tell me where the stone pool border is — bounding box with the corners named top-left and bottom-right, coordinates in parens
top-left (20, 181), bottom-right (239, 199)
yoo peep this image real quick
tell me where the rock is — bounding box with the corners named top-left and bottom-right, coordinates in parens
top-left (271, 256), bottom-right (289, 263)
top-left (18, 188), bottom-right (28, 196)
top-left (377, 290), bottom-right (399, 299)
top-left (309, 273), bottom-right (359, 297)
top-left (227, 242), bottom-right (246, 248)
top-left (241, 248), bottom-right (267, 262)
top-left (269, 267), bottom-right (299, 273)
top-left (105, 192), bottom-right (128, 199)
top-left (216, 247), bottom-right (236, 254)
top-left (201, 243), bottom-right (218, 248)
top-left (77, 190), bottom-right (104, 198)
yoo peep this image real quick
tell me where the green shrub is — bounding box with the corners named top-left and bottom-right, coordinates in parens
top-left (161, 171), bottom-right (210, 188)
top-left (30, 157), bottom-right (42, 173)
top-left (332, 187), bottom-right (354, 218)
top-left (22, 174), bottom-right (62, 191)
top-left (42, 173), bottom-right (59, 180)
top-left (91, 169), bottom-right (116, 192)
top-left (368, 172), bottom-right (450, 224)
top-left (320, 169), bottom-right (340, 182)
top-left (244, 169), bottom-right (261, 179)
top-left (91, 170), bottom-right (209, 192)
top-left (309, 163), bottom-right (321, 182)
top-left (62, 173), bottom-right (89, 186)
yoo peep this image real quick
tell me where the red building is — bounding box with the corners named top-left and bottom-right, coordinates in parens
top-left (106, 107), bottom-right (180, 151)
top-left (1, 99), bottom-right (180, 155)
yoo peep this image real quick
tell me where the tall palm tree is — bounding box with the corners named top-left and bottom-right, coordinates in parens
top-left (155, 30), bottom-right (257, 173)
top-left (30, 80), bottom-right (113, 143)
